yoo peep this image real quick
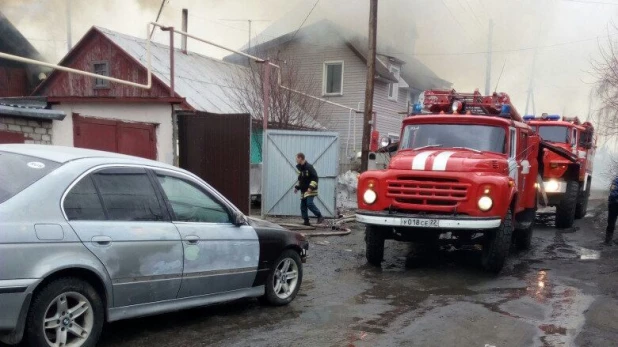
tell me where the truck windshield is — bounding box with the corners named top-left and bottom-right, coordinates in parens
top-left (538, 126), bottom-right (569, 143)
top-left (0, 152), bottom-right (61, 204)
top-left (400, 124), bottom-right (506, 153)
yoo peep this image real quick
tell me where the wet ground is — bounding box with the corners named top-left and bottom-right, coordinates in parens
top-left (92, 201), bottom-right (618, 346)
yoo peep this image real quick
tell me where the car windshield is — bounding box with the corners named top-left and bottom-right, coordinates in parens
top-left (538, 126), bottom-right (569, 143)
top-left (399, 124), bottom-right (506, 153)
top-left (0, 152), bottom-right (61, 204)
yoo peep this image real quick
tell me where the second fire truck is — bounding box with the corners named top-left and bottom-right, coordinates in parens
top-left (356, 89), bottom-right (550, 273)
top-left (524, 114), bottom-right (596, 228)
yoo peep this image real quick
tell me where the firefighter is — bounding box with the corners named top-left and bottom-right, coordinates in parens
top-left (294, 153), bottom-right (325, 226)
top-left (606, 175), bottom-right (618, 245)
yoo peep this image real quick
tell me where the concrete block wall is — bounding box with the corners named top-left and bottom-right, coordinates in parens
top-left (0, 116), bottom-right (53, 144)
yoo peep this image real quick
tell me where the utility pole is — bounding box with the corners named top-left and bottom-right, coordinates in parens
top-left (361, 0), bottom-right (378, 173)
top-left (260, 61), bottom-right (271, 218)
top-left (525, 47), bottom-right (539, 116)
top-left (66, 0), bottom-right (72, 51)
top-left (484, 19), bottom-right (493, 95)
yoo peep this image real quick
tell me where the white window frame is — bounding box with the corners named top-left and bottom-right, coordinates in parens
top-left (322, 61), bottom-right (344, 96)
top-left (388, 65), bottom-right (400, 101)
top-left (92, 61), bottom-right (110, 89)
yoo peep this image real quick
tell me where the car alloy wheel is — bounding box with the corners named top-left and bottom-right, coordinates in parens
top-left (273, 257), bottom-right (299, 300)
top-left (42, 292), bottom-right (94, 347)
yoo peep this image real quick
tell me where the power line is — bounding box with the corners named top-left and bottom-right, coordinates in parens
top-left (561, 0), bottom-right (618, 5)
top-left (289, 0), bottom-right (320, 42)
top-left (440, 0), bottom-right (475, 43)
top-left (412, 33), bottom-right (613, 57)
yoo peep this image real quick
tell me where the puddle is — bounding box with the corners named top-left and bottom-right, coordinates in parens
top-left (578, 247), bottom-right (601, 260)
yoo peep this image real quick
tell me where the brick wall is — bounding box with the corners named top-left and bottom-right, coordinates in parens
top-left (0, 116), bottom-right (53, 144)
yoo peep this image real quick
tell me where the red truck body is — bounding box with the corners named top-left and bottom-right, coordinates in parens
top-left (525, 116), bottom-right (595, 226)
top-left (356, 89), bottom-right (541, 273)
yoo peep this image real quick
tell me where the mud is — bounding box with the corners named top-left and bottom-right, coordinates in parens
top-left (91, 200), bottom-right (618, 347)
top-left (8, 201), bottom-right (618, 347)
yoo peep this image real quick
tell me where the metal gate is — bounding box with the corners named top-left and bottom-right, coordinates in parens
top-left (178, 112), bottom-right (251, 214)
top-left (263, 130), bottom-right (339, 217)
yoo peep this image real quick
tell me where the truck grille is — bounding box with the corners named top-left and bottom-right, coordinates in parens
top-left (386, 176), bottom-right (470, 207)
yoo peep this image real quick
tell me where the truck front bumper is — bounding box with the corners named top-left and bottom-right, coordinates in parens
top-left (356, 210), bottom-right (502, 230)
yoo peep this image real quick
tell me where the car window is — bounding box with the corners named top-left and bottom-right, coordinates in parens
top-left (64, 176), bottom-right (106, 221)
top-left (0, 152), bottom-right (61, 204)
top-left (92, 168), bottom-right (164, 221)
top-left (157, 174), bottom-right (231, 224)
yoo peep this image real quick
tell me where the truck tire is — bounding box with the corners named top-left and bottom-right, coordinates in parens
top-left (482, 207), bottom-right (513, 273)
top-left (555, 181), bottom-right (579, 228)
top-left (365, 225), bottom-right (386, 266)
top-left (575, 182), bottom-right (590, 220)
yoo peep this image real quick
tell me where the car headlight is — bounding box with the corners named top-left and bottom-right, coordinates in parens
top-left (546, 180), bottom-right (560, 192)
top-left (363, 189), bottom-right (377, 204)
top-left (478, 196), bottom-right (493, 211)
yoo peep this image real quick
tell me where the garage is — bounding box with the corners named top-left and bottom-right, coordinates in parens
top-left (72, 113), bottom-right (157, 160)
top-left (0, 131), bottom-right (24, 144)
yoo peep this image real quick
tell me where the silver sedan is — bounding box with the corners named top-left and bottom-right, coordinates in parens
top-left (0, 144), bottom-right (308, 347)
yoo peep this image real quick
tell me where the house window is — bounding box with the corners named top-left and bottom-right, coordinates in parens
top-left (93, 61), bottom-right (110, 88)
top-left (388, 66), bottom-right (400, 101)
top-left (323, 61), bottom-right (343, 95)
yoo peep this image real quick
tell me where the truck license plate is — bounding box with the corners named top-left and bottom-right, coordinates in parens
top-left (400, 218), bottom-right (439, 228)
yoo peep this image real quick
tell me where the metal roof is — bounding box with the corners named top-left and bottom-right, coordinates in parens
top-left (96, 27), bottom-right (322, 129)
top-left (0, 100), bottom-right (65, 121)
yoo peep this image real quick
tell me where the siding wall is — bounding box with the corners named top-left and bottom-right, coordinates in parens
top-left (266, 32), bottom-right (408, 169)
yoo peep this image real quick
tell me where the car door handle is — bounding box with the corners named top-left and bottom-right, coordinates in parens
top-left (91, 236), bottom-right (112, 246)
top-left (185, 235), bottom-right (200, 244)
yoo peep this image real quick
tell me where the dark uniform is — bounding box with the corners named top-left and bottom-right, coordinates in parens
top-left (606, 176), bottom-right (618, 244)
top-left (295, 161), bottom-right (324, 225)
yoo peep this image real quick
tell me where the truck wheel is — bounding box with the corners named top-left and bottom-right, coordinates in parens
top-left (365, 225), bottom-right (386, 266)
top-left (481, 208), bottom-right (513, 273)
top-left (575, 182), bottom-right (590, 220)
top-left (556, 181), bottom-right (579, 228)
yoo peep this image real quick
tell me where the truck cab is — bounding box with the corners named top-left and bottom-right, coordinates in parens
top-left (525, 115), bottom-right (596, 227)
top-left (356, 90), bottom-right (540, 273)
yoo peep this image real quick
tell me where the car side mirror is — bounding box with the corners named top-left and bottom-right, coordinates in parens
top-left (233, 211), bottom-right (247, 226)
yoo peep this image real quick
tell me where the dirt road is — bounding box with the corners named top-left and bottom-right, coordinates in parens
top-left (93, 202), bottom-right (618, 347)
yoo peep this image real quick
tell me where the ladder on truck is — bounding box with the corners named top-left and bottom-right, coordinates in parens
top-left (421, 89), bottom-right (523, 122)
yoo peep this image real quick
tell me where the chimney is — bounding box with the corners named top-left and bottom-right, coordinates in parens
top-left (181, 8), bottom-right (188, 54)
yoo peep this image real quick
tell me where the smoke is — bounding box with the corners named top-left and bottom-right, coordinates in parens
top-left (1, 0), bottom-right (614, 186)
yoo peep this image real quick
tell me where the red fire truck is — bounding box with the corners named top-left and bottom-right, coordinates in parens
top-left (524, 115), bottom-right (596, 228)
top-left (356, 89), bottom-right (542, 273)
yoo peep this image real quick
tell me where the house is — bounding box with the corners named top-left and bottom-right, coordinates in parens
top-left (0, 11), bottom-right (65, 144)
top-left (33, 26), bottom-right (321, 165)
top-left (225, 20), bottom-right (451, 168)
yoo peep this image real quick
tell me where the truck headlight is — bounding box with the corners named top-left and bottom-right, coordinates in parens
top-left (363, 189), bottom-right (377, 204)
top-left (478, 196), bottom-right (493, 211)
top-left (546, 180), bottom-right (560, 192)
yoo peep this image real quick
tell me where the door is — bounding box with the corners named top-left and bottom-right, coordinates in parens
top-left (0, 130), bottom-right (25, 144)
top-left (63, 167), bottom-right (183, 307)
top-left (154, 171), bottom-right (259, 298)
top-left (73, 114), bottom-right (157, 160)
top-left (262, 130), bottom-right (339, 217)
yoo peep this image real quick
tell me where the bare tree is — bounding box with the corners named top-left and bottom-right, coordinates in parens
top-left (224, 52), bottom-right (325, 131)
top-left (593, 28), bottom-right (618, 138)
